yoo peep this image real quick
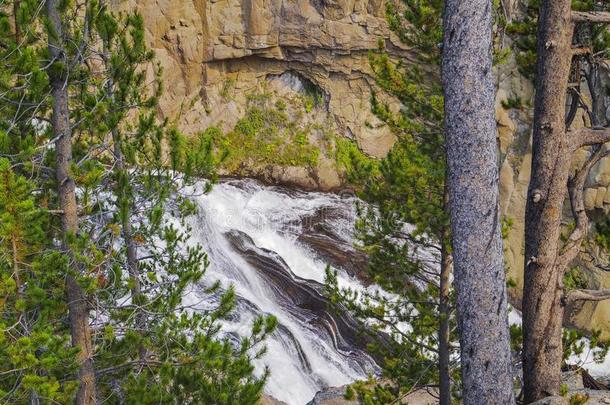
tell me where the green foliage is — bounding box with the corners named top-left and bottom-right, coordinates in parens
top-left (502, 217), bottom-right (514, 240)
top-left (208, 94), bottom-right (319, 172)
top-left (569, 393), bottom-right (590, 405)
top-left (300, 79), bottom-right (325, 113)
top-left (501, 96), bottom-right (525, 110)
top-left (0, 2), bottom-right (274, 403)
top-left (562, 328), bottom-right (609, 363)
top-left (385, 0), bottom-right (443, 65)
top-left (507, 0), bottom-right (610, 79)
top-left (0, 158), bottom-right (79, 403)
top-left (505, 0), bottom-right (540, 79)
top-left (595, 215), bottom-right (610, 251)
top-left (324, 0), bottom-right (460, 402)
top-left (334, 137), bottom-right (379, 185)
top-left (564, 267), bottom-right (588, 291)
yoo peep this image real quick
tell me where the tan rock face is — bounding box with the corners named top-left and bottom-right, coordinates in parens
top-left (112, 0), bottom-right (407, 189)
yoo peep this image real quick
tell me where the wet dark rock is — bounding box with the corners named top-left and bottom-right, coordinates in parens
top-left (293, 206), bottom-right (370, 284)
top-left (305, 385), bottom-right (355, 405)
top-left (224, 229), bottom-right (385, 369)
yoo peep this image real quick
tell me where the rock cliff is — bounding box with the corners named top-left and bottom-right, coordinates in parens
top-left (113, 0), bottom-right (610, 336)
top-left (113, 0), bottom-right (409, 189)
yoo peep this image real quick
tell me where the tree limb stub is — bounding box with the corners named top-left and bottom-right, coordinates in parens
top-left (572, 11), bottom-right (610, 24)
top-left (567, 288), bottom-right (610, 302)
top-left (571, 47), bottom-right (592, 56)
top-left (570, 127), bottom-right (610, 151)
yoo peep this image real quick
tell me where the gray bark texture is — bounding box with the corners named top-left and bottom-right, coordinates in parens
top-left (441, 0), bottom-right (516, 404)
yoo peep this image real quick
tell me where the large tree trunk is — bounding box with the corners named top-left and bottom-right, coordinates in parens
top-left (46, 1), bottom-right (97, 404)
top-left (522, 0), bottom-right (574, 401)
top-left (442, 0), bottom-right (515, 403)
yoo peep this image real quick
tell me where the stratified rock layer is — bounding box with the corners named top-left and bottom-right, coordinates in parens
top-left (113, 0), bottom-right (409, 190)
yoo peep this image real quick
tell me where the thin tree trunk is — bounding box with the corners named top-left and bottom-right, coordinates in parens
top-left (13, 0), bottom-right (20, 43)
top-left (438, 228), bottom-right (452, 405)
top-left (100, 23), bottom-right (147, 360)
top-left (46, 1), bottom-right (97, 404)
top-left (13, 236), bottom-right (39, 405)
top-left (522, 0), bottom-right (574, 401)
top-left (109, 92), bottom-right (147, 361)
top-left (12, 236), bottom-right (21, 297)
top-left (442, 0), bottom-right (515, 403)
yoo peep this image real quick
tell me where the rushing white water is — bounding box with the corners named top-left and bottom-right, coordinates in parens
top-left (174, 178), bottom-right (610, 404)
top-left (182, 179), bottom-right (377, 404)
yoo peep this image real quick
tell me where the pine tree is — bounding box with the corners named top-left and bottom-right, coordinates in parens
top-left (325, 1), bottom-right (457, 403)
top-left (442, 0), bottom-right (516, 401)
top-left (0, 1), bottom-right (275, 403)
top-left (0, 1), bottom-right (81, 402)
top-left (506, 1), bottom-right (610, 401)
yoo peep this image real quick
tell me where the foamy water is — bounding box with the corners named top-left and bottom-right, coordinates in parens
top-left (182, 179), bottom-right (375, 404)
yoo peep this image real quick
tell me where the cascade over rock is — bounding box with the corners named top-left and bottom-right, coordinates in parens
top-left (110, 0), bottom-right (610, 345)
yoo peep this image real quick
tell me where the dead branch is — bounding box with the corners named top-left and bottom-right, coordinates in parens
top-left (567, 287), bottom-right (610, 302)
top-left (572, 11), bottom-right (610, 24)
top-left (572, 47), bottom-right (593, 56)
top-left (559, 148), bottom-right (610, 268)
top-left (565, 88), bottom-right (581, 129)
top-left (570, 127), bottom-right (610, 151)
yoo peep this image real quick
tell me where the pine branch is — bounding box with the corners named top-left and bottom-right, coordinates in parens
top-left (95, 360), bottom-right (195, 377)
top-left (572, 11), bottom-right (610, 24)
top-left (0, 367), bottom-right (26, 377)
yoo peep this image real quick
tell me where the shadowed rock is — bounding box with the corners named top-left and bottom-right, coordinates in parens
top-left (224, 229), bottom-right (384, 370)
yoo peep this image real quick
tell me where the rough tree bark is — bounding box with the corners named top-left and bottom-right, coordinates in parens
top-left (442, 0), bottom-right (515, 403)
top-left (522, 2), bottom-right (610, 402)
top-left (522, 0), bottom-right (574, 401)
top-left (46, 1), bottom-right (97, 404)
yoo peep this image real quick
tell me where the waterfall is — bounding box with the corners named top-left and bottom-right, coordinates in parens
top-left (182, 178), bottom-right (378, 404)
top-left (173, 178), bottom-right (610, 404)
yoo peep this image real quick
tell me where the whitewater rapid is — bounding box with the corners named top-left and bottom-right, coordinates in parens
top-left (174, 178), bottom-right (610, 404)
top-left (182, 179), bottom-right (376, 404)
